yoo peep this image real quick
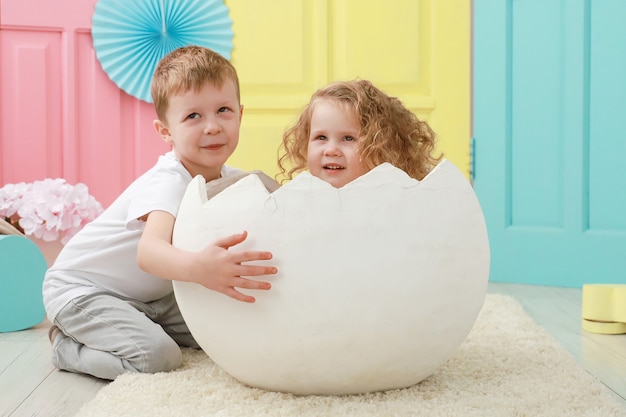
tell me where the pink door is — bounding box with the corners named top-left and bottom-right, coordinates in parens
top-left (0, 0), bottom-right (168, 208)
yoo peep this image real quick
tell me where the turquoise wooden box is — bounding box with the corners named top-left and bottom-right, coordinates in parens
top-left (0, 235), bottom-right (47, 332)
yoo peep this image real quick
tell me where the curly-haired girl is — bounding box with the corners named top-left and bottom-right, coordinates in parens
top-left (278, 79), bottom-right (442, 188)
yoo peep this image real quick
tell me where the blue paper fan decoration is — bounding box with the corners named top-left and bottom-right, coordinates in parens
top-left (92, 0), bottom-right (234, 103)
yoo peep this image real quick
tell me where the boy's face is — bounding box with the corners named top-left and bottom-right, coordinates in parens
top-left (154, 79), bottom-right (243, 181)
top-left (306, 99), bottom-right (369, 188)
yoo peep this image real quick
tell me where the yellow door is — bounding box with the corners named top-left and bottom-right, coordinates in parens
top-left (226, 0), bottom-right (470, 179)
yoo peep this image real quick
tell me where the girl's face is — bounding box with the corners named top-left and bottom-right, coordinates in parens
top-left (153, 80), bottom-right (243, 181)
top-left (306, 98), bottom-right (369, 188)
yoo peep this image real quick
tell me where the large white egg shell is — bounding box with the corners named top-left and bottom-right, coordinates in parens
top-left (172, 160), bottom-right (490, 395)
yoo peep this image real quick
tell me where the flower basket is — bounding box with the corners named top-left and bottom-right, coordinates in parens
top-left (0, 179), bottom-right (103, 266)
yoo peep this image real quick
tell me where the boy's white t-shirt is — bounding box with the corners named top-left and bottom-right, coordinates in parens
top-left (43, 151), bottom-right (241, 322)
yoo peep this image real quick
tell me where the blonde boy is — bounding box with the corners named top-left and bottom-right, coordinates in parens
top-left (43, 46), bottom-right (277, 380)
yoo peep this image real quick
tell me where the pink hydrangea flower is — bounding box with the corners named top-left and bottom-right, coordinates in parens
top-left (0, 178), bottom-right (103, 245)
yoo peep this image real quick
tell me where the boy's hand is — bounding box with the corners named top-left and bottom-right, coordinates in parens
top-left (195, 231), bottom-right (277, 303)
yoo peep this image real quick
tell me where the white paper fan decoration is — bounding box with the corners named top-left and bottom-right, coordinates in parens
top-left (92, 0), bottom-right (234, 103)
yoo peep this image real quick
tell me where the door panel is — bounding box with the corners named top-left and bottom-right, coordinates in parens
top-left (0, 29), bottom-right (64, 182)
top-left (473, 0), bottom-right (626, 287)
top-left (588, 1), bottom-right (626, 230)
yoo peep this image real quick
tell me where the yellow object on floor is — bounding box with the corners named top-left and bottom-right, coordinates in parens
top-left (581, 284), bottom-right (626, 334)
top-left (581, 319), bottom-right (626, 335)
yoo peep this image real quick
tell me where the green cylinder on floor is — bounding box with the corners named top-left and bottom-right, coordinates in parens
top-left (0, 235), bottom-right (47, 332)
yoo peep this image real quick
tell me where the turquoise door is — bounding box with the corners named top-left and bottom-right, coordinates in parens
top-left (473, 0), bottom-right (626, 287)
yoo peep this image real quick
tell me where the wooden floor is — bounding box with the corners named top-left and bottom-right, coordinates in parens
top-left (1, 282), bottom-right (625, 417)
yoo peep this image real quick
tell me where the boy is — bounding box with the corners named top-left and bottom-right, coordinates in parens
top-left (43, 46), bottom-right (277, 380)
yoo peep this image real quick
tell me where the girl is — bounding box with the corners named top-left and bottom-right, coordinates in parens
top-left (278, 79), bottom-right (442, 188)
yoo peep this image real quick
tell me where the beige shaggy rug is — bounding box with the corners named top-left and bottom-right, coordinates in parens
top-left (74, 294), bottom-right (625, 417)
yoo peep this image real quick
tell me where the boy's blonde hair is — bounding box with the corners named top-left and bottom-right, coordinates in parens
top-left (150, 45), bottom-right (240, 121)
top-left (278, 79), bottom-right (441, 181)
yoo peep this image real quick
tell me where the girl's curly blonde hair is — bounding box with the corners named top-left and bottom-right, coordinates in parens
top-left (278, 79), bottom-right (441, 182)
